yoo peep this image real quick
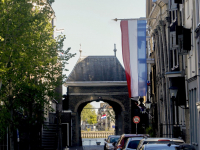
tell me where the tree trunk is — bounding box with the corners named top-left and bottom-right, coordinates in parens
top-left (9, 80), bottom-right (15, 150)
top-left (9, 118), bottom-right (15, 150)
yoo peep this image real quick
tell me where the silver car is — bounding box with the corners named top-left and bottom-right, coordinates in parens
top-left (136, 137), bottom-right (185, 150)
top-left (122, 137), bottom-right (145, 150)
top-left (139, 143), bottom-right (195, 150)
top-left (104, 135), bottom-right (120, 150)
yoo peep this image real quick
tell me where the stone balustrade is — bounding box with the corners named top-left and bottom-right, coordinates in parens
top-left (81, 131), bottom-right (115, 138)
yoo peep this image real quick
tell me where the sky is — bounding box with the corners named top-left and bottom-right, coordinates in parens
top-left (52, 0), bottom-right (146, 110)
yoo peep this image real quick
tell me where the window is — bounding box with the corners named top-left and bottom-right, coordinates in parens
top-left (198, 0), bottom-right (200, 24)
top-left (196, 0), bottom-right (199, 25)
top-left (187, 0), bottom-right (190, 18)
top-left (171, 49), bottom-right (179, 71)
top-left (148, 40), bottom-right (151, 56)
top-left (171, 11), bottom-right (176, 23)
top-left (152, 37), bottom-right (155, 51)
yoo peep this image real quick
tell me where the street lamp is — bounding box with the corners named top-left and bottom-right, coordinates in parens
top-left (145, 99), bottom-right (152, 110)
top-left (169, 86), bottom-right (179, 125)
top-left (169, 86), bottom-right (178, 99)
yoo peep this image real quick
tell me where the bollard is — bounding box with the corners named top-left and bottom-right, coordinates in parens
top-left (89, 140), bottom-right (91, 145)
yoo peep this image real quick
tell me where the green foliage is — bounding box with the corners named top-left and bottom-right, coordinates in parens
top-left (145, 126), bottom-right (155, 137)
top-left (88, 113), bottom-right (97, 125)
top-left (81, 103), bottom-right (97, 124)
top-left (0, 0), bottom-right (75, 144)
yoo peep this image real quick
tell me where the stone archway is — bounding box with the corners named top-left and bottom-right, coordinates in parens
top-left (64, 85), bottom-right (130, 146)
top-left (63, 55), bottom-right (132, 146)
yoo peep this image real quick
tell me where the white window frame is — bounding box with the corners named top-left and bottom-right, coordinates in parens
top-left (171, 49), bottom-right (179, 70)
top-left (196, 0), bottom-right (200, 26)
top-left (187, 0), bottom-right (190, 19)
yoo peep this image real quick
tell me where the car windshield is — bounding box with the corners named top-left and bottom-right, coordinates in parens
top-left (109, 137), bottom-right (119, 143)
top-left (127, 140), bottom-right (141, 149)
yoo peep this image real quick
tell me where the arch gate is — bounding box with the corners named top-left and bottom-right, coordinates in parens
top-left (62, 55), bottom-right (132, 146)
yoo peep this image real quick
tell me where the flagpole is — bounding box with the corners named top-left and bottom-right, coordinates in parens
top-left (113, 17), bottom-right (156, 22)
top-left (105, 114), bottom-right (107, 131)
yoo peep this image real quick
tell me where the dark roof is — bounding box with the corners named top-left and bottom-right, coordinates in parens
top-left (66, 56), bottom-right (126, 81)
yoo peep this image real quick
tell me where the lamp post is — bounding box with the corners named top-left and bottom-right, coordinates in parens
top-left (145, 99), bottom-right (152, 110)
top-left (103, 107), bottom-right (107, 131)
top-left (169, 86), bottom-right (178, 125)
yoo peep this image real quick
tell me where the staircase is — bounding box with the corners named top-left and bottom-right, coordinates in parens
top-left (42, 124), bottom-right (58, 150)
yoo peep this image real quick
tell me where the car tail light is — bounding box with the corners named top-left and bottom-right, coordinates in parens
top-left (158, 140), bottom-right (170, 141)
top-left (117, 145), bottom-right (122, 149)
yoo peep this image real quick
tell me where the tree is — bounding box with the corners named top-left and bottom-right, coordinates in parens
top-left (81, 103), bottom-right (97, 125)
top-left (88, 113), bottom-right (97, 125)
top-left (0, 0), bottom-right (75, 149)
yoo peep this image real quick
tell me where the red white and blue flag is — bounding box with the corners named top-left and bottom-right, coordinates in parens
top-left (120, 20), bottom-right (147, 98)
top-left (101, 114), bottom-right (106, 119)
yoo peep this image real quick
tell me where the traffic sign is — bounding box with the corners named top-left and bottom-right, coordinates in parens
top-left (133, 116), bottom-right (140, 124)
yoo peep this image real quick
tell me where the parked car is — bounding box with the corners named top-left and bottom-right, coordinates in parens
top-left (104, 135), bottom-right (120, 150)
top-left (138, 143), bottom-right (195, 150)
top-left (136, 137), bottom-right (185, 150)
top-left (113, 134), bottom-right (149, 150)
top-left (121, 137), bottom-right (144, 150)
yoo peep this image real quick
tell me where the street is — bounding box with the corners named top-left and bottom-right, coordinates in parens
top-left (83, 145), bottom-right (104, 150)
top-left (67, 145), bottom-right (103, 150)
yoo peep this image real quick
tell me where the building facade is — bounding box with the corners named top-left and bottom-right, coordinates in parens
top-left (146, 0), bottom-right (200, 149)
top-left (96, 103), bottom-right (115, 131)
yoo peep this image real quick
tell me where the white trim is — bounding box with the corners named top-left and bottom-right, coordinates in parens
top-left (64, 81), bottom-right (127, 87)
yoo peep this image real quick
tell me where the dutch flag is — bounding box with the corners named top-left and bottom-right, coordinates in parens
top-left (120, 19), bottom-right (147, 98)
top-left (101, 114), bottom-right (106, 119)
